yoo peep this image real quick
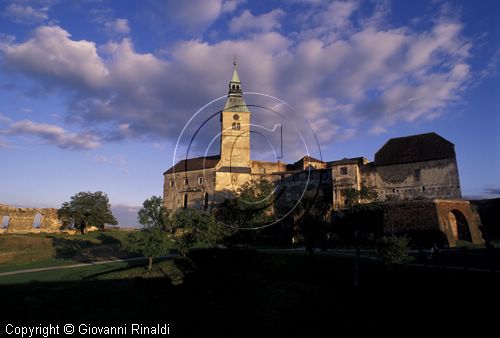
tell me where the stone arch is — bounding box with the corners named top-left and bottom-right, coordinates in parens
top-left (1, 215), bottom-right (10, 229)
top-left (448, 210), bottom-right (472, 242)
top-left (32, 213), bottom-right (43, 228)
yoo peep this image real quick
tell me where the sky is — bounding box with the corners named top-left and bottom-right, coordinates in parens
top-left (0, 0), bottom-right (499, 227)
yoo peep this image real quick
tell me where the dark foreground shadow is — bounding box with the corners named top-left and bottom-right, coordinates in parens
top-left (1, 250), bottom-right (499, 336)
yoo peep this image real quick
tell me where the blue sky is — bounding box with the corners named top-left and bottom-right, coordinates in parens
top-left (0, 0), bottom-right (499, 226)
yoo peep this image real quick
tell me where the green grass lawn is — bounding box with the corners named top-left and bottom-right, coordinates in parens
top-left (1, 249), bottom-right (498, 336)
top-left (0, 230), bottom-right (136, 272)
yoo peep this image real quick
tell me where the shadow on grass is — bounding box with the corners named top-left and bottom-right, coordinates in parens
top-left (49, 233), bottom-right (129, 262)
top-left (1, 249), bottom-right (499, 336)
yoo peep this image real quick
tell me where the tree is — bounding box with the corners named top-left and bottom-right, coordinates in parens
top-left (124, 226), bottom-right (172, 271)
top-left (344, 184), bottom-right (379, 207)
top-left (124, 196), bottom-right (173, 271)
top-left (137, 196), bottom-right (171, 232)
top-left (214, 178), bottom-right (275, 229)
top-left (376, 235), bottom-right (414, 268)
top-left (171, 208), bottom-right (235, 256)
top-left (57, 191), bottom-right (117, 234)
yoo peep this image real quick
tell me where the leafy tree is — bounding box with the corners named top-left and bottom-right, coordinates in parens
top-left (171, 208), bottom-right (235, 256)
top-left (344, 184), bottom-right (379, 207)
top-left (292, 191), bottom-right (332, 252)
top-left (123, 196), bottom-right (173, 271)
top-left (57, 191), bottom-right (117, 234)
top-left (124, 226), bottom-right (172, 271)
top-left (376, 235), bottom-right (414, 268)
top-left (137, 196), bottom-right (171, 232)
top-left (214, 178), bottom-right (275, 229)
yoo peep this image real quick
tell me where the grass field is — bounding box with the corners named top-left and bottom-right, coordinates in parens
top-left (0, 230), bottom-right (137, 272)
top-left (1, 249), bottom-right (498, 336)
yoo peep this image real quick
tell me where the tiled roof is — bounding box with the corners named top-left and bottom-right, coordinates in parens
top-left (375, 132), bottom-right (455, 166)
top-left (164, 155), bottom-right (220, 174)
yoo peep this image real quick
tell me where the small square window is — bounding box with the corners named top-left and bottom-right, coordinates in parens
top-left (198, 177), bottom-right (204, 185)
top-left (414, 168), bottom-right (421, 181)
top-left (184, 178), bottom-right (189, 185)
top-left (340, 167), bottom-right (348, 175)
top-left (169, 180), bottom-right (174, 187)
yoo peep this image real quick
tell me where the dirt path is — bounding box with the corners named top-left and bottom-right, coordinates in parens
top-left (0, 254), bottom-right (177, 277)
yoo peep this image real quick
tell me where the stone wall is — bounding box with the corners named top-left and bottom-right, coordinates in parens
top-left (0, 204), bottom-right (62, 234)
top-left (365, 158), bottom-right (462, 201)
top-left (382, 200), bottom-right (483, 247)
top-left (163, 168), bottom-right (217, 211)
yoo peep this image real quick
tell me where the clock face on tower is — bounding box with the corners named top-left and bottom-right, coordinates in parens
top-left (233, 114), bottom-right (240, 120)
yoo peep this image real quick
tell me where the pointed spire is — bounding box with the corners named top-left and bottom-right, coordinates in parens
top-left (231, 55), bottom-right (241, 84)
top-left (223, 58), bottom-right (249, 113)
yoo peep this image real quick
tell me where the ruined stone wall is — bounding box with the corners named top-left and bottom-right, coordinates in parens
top-left (0, 204), bottom-right (62, 234)
top-left (363, 158), bottom-right (461, 201)
top-left (163, 168), bottom-right (217, 211)
top-left (382, 200), bottom-right (483, 247)
top-left (434, 199), bottom-right (483, 246)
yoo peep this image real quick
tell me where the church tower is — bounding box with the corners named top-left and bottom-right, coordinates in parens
top-left (219, 59), bottom-right (251, 171)
top-left (217, 59), bottom-right (252, 190)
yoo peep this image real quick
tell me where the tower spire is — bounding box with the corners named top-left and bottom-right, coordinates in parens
top-left (223, 59), bottom-right (249, 112)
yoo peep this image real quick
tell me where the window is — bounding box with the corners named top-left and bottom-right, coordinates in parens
top-left (414, 168), bottom-right (421, 181)
top-left (422, 186), bottom-right (426, 191)
top-left (236, 122), bottom-right (241, 130)
top-left (183, 178), bottom-right (189, 185)
top-left (232, 122), bottom-right (237, 130)
top-left (204, 192), bottom-right (209, 210)
top-left (32, 213), bottom-right (42, 229)
top-left (169, 180), bottom-right (174, 187)
top-left (259, 168), bottom-right (266, 174)
top-left (340, 167), bottom-right (348, 175)
top-left (183, 194), bottom-right (188, 209)
top-left (198, 177), bottom-right (204, 185)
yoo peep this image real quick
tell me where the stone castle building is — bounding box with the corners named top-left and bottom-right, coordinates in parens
top-left (163, 64), bottom-right (483, 247)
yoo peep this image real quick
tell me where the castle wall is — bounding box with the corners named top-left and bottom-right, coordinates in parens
top-left (0, 204), bottom-right (62, 234)
top-left (163, 168), bottom-right (217, 211)
top-left (382, 200), bottom-right (483, 247)
top-left (359, 158), bottom-right (461, 201)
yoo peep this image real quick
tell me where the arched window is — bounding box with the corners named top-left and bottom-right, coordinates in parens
top-left (232, 122), bottom-right (237, 130)
top-left (232, 84), bottom-right (235, 89)
top-left (32, 213), bottom-right (42, 228)
top-left (183, 194), bottom-right (188, 209)
top-left (236, 122), bottom-right (241, 130)
top-left (204, 192), bottom-right (209, 210)
top-left (236, 85), bottom-right (240, 90)
top-left (1, 215), bottom-right (9, 229)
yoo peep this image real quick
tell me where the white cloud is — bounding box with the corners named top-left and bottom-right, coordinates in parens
top-left (0, 2), bottom-right (476, 150)
top-left (7, 120), bottom-right (100, 150)
top-left (104, 18), bottom-right (131, 36)
top-left (222, 0), bottom-right (244, 13)
top-left (1, 26), bottom-right (109, 90)
top-left (164, 0), bottom-right (223, 31)
top-left (3, 3), bottom-right (48, 24)
top-left (229, 9), bottom-right (285, 33)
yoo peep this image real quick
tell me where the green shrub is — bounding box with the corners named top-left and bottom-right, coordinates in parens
top-left (376, 235), bottom-right (413, 267)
